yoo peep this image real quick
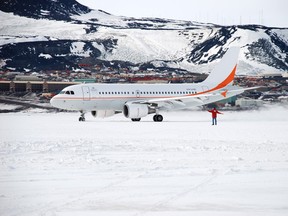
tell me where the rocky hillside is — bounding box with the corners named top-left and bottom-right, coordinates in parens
top-left (0, 0), bottom-right (287, 75)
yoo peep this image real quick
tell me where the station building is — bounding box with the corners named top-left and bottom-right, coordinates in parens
top-left (0, 81), bottom-right (79, 93)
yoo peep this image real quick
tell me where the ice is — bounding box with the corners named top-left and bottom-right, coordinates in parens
top-left (0, 106), bottom-right (288, 216)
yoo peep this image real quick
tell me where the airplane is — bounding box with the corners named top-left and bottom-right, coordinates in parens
top-left (50, 47), bottom-right (257, 122)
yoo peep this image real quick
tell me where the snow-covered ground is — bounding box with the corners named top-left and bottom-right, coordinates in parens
top-left (0, 106), bottom-right (288, 216)
top-left (0, 103), bottom-right (21, 110)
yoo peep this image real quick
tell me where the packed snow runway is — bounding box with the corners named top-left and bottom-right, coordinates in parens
top-left (1, 106), bottom-right (288, 216)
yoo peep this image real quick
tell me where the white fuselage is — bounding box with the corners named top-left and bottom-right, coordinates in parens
top-left (50, 82), bottom-right (240, 112)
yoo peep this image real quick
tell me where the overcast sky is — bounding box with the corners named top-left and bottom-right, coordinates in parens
top-left (77, 0), bottom-right (287, 27)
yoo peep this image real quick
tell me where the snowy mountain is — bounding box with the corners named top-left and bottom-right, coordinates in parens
top-left (0, 0), bottom-right (91, 21)
top-left (0, 0), bottom-right (287, 75)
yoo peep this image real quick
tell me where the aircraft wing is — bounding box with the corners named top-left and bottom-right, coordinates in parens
top-left (133, 92), bottom-right (216, 110)
top-left (131, 86), bottom-right (261, 110)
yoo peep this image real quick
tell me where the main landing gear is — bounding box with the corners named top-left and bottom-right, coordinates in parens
top-left (131, 118), bottom-right (141, 122)
top-left (79, 112), bottom-right (86, 122)
top-left (131, 114), bottom-right (163, 122)
top-left (153, 114), bottom-right (163, 122)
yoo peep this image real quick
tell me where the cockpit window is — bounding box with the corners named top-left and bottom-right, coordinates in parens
top-left (59, 90), bottom-right (75, 95)
top-left (61, 91), bottom-right (75, 95)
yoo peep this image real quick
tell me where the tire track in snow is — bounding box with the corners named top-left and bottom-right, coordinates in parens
top-left (134, 168), bottom-right (232, 216)
top-left (33, 170), bottom-right (151, 216)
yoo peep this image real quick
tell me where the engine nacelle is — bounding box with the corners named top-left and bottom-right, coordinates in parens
top-left (91, 110), bottom-right (116, 118)
top-left (123, 103), bottom-right (153, 119)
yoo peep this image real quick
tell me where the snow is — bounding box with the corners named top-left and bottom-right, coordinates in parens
top-left (0, 106), bottom-right (288, 216)
top-left (70, 42), bottom-right (92, 57)
top-left (39, 53), bottom-right (53, 59)
top-left (71, 10), bottom-right (126, 28)
top-left (0, 11), bottom-right (86, 46)
top-left (40, 10), bottom-right (50, 16)
top-left (100, 28), bottom-right (193, 63)
top-left (71, 10), bottom-right (210, 30)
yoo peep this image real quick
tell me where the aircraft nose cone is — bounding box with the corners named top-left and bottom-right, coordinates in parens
top-left (50, 96), bottom-right (69, 110)
top-left (50, 96), bottom-right (58, 108)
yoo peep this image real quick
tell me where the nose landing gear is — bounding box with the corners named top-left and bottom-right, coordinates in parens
top-left (79, 112), bottom-right (86, 122)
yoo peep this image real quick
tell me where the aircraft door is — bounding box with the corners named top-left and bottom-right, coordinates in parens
top-left (82, 86), bottom-right (91, 101)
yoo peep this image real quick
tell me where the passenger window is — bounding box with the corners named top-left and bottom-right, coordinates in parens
top-left (66, 91), bottom-right (70, 95)
top-left (71, 91), bottom-right (75, 95)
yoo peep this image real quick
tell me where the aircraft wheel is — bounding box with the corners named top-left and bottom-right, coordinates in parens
top-left (153, 115), bottom-right (157, 122)
top-left (79, 117), bottom-right (85, 121)
top-left (79, 111), bottom-right (86, 122)
top-left (132, 118), bottom-right (141, 122)
top-left (153, 114), bottom-right (163, 122)
top-left (156, 115), bottom-right (163, 122)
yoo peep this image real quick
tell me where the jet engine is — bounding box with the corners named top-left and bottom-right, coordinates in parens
top-left (91, 110), bottom-right (116, 118)
top-left (123, 103), bottom-right (155, 119)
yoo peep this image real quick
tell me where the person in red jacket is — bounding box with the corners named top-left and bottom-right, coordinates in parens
top-left (208, 107), bottom-right (223, 125)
